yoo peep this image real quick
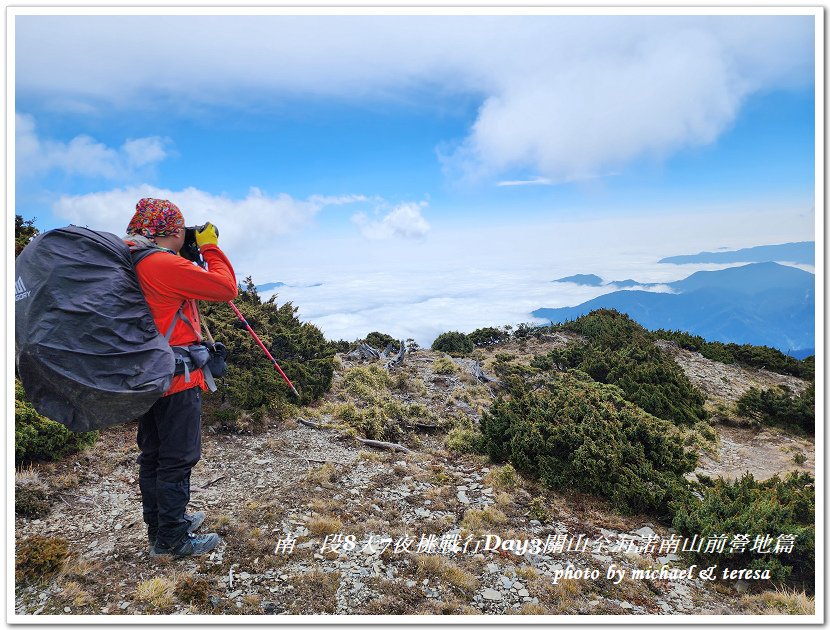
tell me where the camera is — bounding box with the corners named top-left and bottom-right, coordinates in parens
top-left (180, 223), bottom-right (218, 267)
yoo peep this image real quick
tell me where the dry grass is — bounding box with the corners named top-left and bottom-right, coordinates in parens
top-left (409, 554), bottom-right (479, 596)
top-left (537, 575), bottom-right (587, 613)
top-left (740, 587), bottom-right (815, 615)
top-left (135, 576), bottom-right (176, 612)
top-left (307, 516), bottom-right (343, 537)
top-left (59, 580), bottom-right (94, 607)
top-left (441, 564), bottom-right (480, 594)
top-left (485, 464), bottom-right (519, 490)
top-left (174, 574), bottom-right (215, 608)
top-left (518, 602), bottom-right (548, 615)
top-left (286, 570), bottom-right (340, 614)
top-left (433, 357), bottom-right (459, 375)
top-left (305, 462), bottom-right (339, 486)
top-left (459, 507), bottom-right (508, 535)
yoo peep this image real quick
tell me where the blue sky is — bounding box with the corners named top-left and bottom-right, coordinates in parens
top-left (13, 11), bottom-right (817, 344)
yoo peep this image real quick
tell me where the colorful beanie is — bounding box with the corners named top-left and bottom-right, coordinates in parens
top-left (126, 198), bottom-right (185, 240)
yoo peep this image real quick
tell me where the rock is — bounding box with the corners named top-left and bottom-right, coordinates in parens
top-left (588, 600), bottom-right (600, 608)
top-left (486, 563), bottom-right (500, 573)
top-left (482, 589), bottom-right (503, 601)
top-left (518, 588), bottom-right (530, 597)
top-left (414, 508), bottom-right (431, 518)
top-left (254, 459), bottom-right (269, 465)
top-left (633, 526), bottom-right (657, 538)
top-left (734, 580), bottom-right (750, 594)
top-left (620, 601), bottom-right (633, 609)
top-left (499, 576), bottom-right (512, 589)
top-left (457, 491), bottom-right (471, 504)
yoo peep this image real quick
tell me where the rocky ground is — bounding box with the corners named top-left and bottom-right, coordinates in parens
top-left (14, 336), bottom-right (815, 618)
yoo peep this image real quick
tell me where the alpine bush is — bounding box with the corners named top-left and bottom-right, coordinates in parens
top-left (15, 380), bottom-right (98, 464)
top-left (736, 384), bottom-right (815, 435)
top-left (652, 329), bottom-right (814, 380)
top-left (480, 372), bottom-right (697, 519)
top-left (15, 535), bottom-right (69, 584)
top-left (431, 331), bottom-right (474, 356)
top-left (672, 472), bottom-right (815, 591)
top-left (365, 332), bottom-right (400, 352)
top-left (468, 326), bottom-right (508, 347)
top-left (539, 310), bottom-right (707, 426)
top-left (199, 278), bottom-right (337, 431)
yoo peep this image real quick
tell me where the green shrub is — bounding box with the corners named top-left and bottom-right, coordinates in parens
top-left (15, 381), bottom-right (98, 464)
top-left (433, 356), bottom-right (458, 375)
top-left (468, 326), bottom-right (508, 347)
top-left (539, 311), bottom-right (707, 426)
top-left (15, 479), bottom-right (51, 519)
top-left (652, 329), bottom-right (814, 380)
top-left (445, 427), bottom-right (486, 454)
top-left (672, 472), bottom-right (815, 590)
top-left (736, 384), bottom-right (814, 435)
top-left (480, 372), bottom-right (697, 519)
top-left (198, 279), bottom-right (336, 431)
top-left (365, 332), bottom-right (400, 352)
top-left (342, 365), bottom-right (391, 403)
top-left (16, 536), bottom-right (69, 584)
top-left (15, 214), bottom-right (38, 257)
top-left (431, 331), bottom-right (474, 356)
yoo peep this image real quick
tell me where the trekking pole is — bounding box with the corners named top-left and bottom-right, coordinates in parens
top-left (227, 300), bottom-right (300, 398)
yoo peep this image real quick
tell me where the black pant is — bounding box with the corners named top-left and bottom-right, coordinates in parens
top-left (137, 387), bottom-right (202, 549)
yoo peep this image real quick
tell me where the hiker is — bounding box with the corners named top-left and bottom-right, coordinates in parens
top-left (124, 197), bottom-right (238, 557)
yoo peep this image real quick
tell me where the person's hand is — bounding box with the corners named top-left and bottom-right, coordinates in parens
top-left (195, 222), bottom-right (219, 248)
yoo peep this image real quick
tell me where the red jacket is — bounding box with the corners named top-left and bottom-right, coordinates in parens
top-left (134, 244), bottom-right (238, 395)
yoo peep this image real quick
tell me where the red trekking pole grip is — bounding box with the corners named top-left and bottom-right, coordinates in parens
top-left (227, 300), bottom-right (300, 398)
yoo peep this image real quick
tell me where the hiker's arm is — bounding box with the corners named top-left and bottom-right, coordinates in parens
top-left (163, 247), bottom-right (238, 302)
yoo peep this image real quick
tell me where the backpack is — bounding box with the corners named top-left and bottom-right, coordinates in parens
top-left (15, 226), bottom-right (176, 433)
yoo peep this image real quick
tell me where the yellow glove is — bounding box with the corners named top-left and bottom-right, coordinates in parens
top-left (195, 222), bottom-right (219, 248)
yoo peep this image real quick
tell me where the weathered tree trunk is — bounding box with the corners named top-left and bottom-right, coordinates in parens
top-left (356, 438), bottom-right (412, 454)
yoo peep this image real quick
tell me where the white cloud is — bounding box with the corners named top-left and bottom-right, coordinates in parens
top-left (351, 201), bottom-right (431, 240)
top-left (16, 15), bottom-right (814, 183)
top-left (52, 185), bottom-right (367, 268)
top-left (248, 200), bottom-right (814, 345)
top-left (16, 113), bottom-right (170, 180)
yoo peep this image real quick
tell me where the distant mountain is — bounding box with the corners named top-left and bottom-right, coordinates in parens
top-left (667, 261), bottom-right (813, 294)
top-left (659, 242), bottom-right (814, 265)
top-left (533, 263), bottom-right (815, 353)
top-left (609, 279), bottom-right (655, 288)
top-left (255, 281), bottom-right (324, 292)
top-left (255, 282), bottom-right (286, 292)
top-left (553, 274), bottom-right (604, 286)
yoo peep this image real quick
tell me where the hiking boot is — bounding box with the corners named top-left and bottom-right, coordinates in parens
top-left (150, 532), bottom-right (221, 558)
top-left (147, 511), bottom-right (206, 547)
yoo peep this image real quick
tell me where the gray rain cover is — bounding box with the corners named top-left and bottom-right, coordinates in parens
top-left (15, 226), bottom-right (175, 432)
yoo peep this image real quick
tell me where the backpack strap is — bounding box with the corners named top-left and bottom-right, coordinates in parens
top-left (164, 301), bottom-right (202, 342)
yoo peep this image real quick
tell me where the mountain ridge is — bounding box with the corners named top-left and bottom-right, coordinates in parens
top-left (533, 263), bottom-right (814, 352)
